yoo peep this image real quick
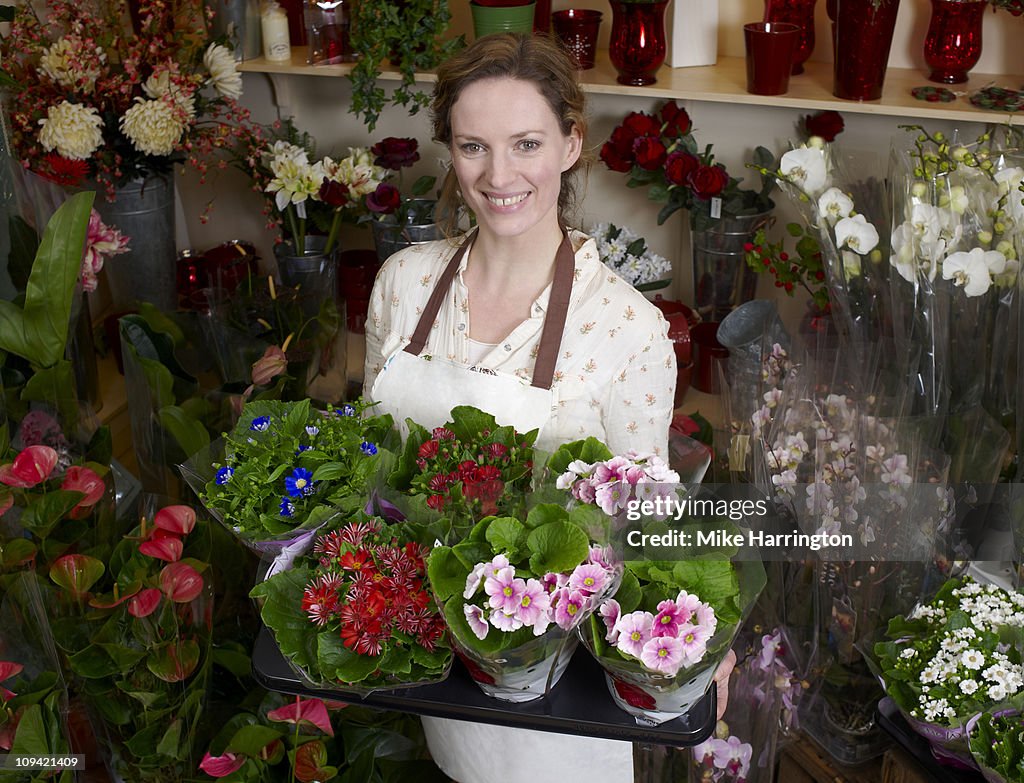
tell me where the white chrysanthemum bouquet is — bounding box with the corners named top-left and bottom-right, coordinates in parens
top-left (0, 0), bottom-right (256, 200)
top-left (591, 222), bottom-right (672, 291)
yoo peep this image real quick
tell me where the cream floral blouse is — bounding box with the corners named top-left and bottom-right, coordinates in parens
top-left (363, 230), bottom-right (676, 456)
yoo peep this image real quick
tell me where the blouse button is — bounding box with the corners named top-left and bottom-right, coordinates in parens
top-left (457, 323), bottom-right (466, 331)
top-left (504, 344), bottom-right (512, 352)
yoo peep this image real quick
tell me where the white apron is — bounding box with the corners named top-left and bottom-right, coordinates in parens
top-left (369, 231), bottom-right (634, 783)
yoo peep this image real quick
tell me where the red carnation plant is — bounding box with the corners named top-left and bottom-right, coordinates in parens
top-left (251, 516), bottom-right (452, 690)
top-left (396, 406), bottom-right (537, 539)
top-left (601, 100), bottom-right (777, 231)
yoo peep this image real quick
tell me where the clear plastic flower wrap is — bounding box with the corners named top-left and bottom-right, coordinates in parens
top-left (250, 513), bottom-right (453, 695)
top-left (178, 398), bottom-right (397, 559)
top-left (426, 503), bottom-right (622, 702)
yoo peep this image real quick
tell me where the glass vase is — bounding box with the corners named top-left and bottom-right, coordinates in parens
top-left (608, 0), bottom-right (668, 87)
top-left (690, 207), bottom-right (773, 323)
top-left (763, 0), bottom-right (817, 74)
top-left (923, 0), bottom-right (986, 84)
top-left (831, 0), bottom-right (901, 100)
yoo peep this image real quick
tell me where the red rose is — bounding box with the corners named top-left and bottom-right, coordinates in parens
top-left (633, 137), bottom-right (667, 171)
top-left (688, 164), bottom-right (730, 200)
top-left (600, 126), bottom-right (637, 172)
top-left (366, 183), bottom-right (401, 214)
top-left (319, 178), bottom-right (349, 208)
top-left (370, 137), bottom-right (420, 169)
top-left (621, 111), bottom-right (661, 139)
top-left (612, 678), bottom-right (657, 710)
top-left (659, 101), bottom-right (691, 136)
top-left (803, 110), bottom-right (844, 142)
top-left (664, 151), bottom-right (700, 187)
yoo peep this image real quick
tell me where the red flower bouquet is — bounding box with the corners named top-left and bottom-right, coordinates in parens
top-left (250, 515), bottom-right (452, 692)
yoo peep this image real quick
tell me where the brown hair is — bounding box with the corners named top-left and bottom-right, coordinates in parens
top-left (431, 33), bottom-right (591, 234)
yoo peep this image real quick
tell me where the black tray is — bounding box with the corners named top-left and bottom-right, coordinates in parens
top-left (252, 627), bottom-right (716, 747)
top-left (876, 697), bottom-right (986, 783)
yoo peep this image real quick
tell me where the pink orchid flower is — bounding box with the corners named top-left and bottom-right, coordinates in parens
top-left (198, 751), bottom-right (246, 777)
top-left (0, 445), bottom-right (59, 488)
top-left (267, 698), bottom-right (335, 736)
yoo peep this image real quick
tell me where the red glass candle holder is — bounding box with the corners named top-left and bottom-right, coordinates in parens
top-left (763, 0), bottom-right (818, 74)
top-left (608, 0), bottom-right (668, 86)
top-left (923, 0), bottom-right (986, 84)
top-left (552, 9), bottom-right (603, 70)
top-left (744, 21), bottom-right (800, 95)
top-left (832, 0), bottom-right (901, 101)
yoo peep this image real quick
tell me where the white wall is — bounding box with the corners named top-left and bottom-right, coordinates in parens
top-left (177, 0), bottom-right (1014, 334)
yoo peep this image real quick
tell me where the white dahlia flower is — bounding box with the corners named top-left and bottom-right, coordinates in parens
top-left (121, 98), bottom-right (186, 156)
top-left (38, 101), bottom-right (104, 160)
top-left (204, 43), bottom-right (243, 100)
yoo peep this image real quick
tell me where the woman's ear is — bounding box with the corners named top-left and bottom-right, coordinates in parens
top-left (562, 124), bottom-right (584, 172)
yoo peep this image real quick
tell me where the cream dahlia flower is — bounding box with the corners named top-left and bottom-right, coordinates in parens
top-left (38, 101), bottom-right (104, 160)
top-left (121, 98), bottom-right (186, 156)
top-left (143, 66), bottom-right (197, 123)
top-left (204, 43), bottom-right (243, 101)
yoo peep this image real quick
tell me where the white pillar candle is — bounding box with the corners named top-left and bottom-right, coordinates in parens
top-left (261, 2), bottom-right (291, 62)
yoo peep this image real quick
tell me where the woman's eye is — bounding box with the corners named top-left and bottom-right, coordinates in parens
top-left (460, 143), bottom-right (483, 154)
top-left (519, 140), bottom-right (540, 152)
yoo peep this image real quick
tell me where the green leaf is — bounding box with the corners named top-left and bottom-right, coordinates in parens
top-left (313, 462), bottom-right (345, 481)
top-left (447, 405), bottom-right (497, 443)
top-left (524, 503), bottom-right (569, 530)
top-left (227, 724), bottom-right (284, 757)
top-left (484, 517), bottom-right (527, 559)
top-left (6, 214), bottom-right (40, 291)
top-left (158, 404), bottom-right (210, 460)
top-left (156, 719), bottom-right (182, 759)
top-left (22, 361), bottom-right (79, 429)
top-left (10, 704), bottom-right (50, 755)
top-left (250, 568), bottom-right (318, 673)
top-left (317, 632), bottom-right (382, 684)
top-left (613, 567), bottom-right (643, 613)
top-left (410, 174), bottom-right (436, 196)
top-left (426, 547), bottom-right (467, 602)
top-left (0, 6), bottom-right (15, 22)
top-left (67, 645), bottom-right (122, 679)
top-left (527, 520), bottom-right (589, 576)
top-left (0, 192), bottom-right (93, 368)
top-left (1, 537), bottom-right (37, 568)
top-left (147, 639), bottom-right (201, 682)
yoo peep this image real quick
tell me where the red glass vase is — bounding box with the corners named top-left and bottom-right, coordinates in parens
top-left (923, 0), bottom-right (986, 84)
top-left (608, 0), bottom-right (668, 86)
top-left (831, 0), bottom-right (901, 100)
top-left (763, 0), bottom-right (817, 75)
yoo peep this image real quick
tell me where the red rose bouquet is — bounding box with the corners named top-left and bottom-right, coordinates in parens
top-left (600, 100), bottom-right (776, 231)
top-left (360, 136), bottom-right (438, 228)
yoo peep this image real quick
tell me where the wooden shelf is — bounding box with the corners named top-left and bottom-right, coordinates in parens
top-left (239, 49), bottom-right (1024, 124)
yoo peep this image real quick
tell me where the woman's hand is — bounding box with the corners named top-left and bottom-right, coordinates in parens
top-left (713, 649), bottom-right (738, 720)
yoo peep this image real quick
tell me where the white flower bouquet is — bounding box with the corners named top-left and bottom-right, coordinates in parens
top-left (591, 222), bottom-right (672, 291)
top-left (872, 576), bottom-right (1024, 768)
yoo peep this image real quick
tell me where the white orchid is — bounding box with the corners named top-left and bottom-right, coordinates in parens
top-left (779, 146), bottom-right (828, 197)
top-left (890, 222), bottom-right (919, 284)
top-left (939, 185), bottom-right (970, 215)
top-left (842, 250), bottom-right (862, 279)
top-left (835, 214), bottom-right (879, 255)
top-left (818, 187), bottom-right (854, 223)
top-left (942, 247), bottom-right (1006, 297)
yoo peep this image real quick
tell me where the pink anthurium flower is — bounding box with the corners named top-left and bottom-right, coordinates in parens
top-left (88, 579), bottom-right (143, 609)
top-left (49, 554), bottom-right (105, 598)
top-left (128, 588), bottom-right (163, 618)
top-left (154, 505), bottom-right (196, 536)
top-left (0, 661), bottom-right (23, 697)
top-left (159, 562), bottom-right (204, 603)
top-left (266, 698), bottom-right (334, 736)
top-left (198, 751), bottom-right (246, 777)
top-left (0, 445), bottom-right (59, 488)
top-left (251, 345), bottom-right (288, 386)
top-left (61, 466), bottom-right (105, 516)
top-left (139, 536), bottom-right (183, 563)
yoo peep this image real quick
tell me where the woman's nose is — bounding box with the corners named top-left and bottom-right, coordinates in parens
top-left (485, 152), bottom-right (515, 187)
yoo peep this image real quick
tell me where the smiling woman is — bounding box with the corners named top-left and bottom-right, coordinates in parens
top-left (361, 32), bottom-right (735, 783)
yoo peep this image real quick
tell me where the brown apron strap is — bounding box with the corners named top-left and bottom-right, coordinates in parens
top-left (404, 233), bottom-right (473, 357)
top-left (531, 228), bottom-right (574, 390)
top-left (403, 228), bottom-right (576, 392)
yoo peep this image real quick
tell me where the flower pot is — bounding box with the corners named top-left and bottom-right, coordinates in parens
top-left (370, 199), bottom-right (444, 263)
top-left (690, 208), bottom-right (773, 323)
top-left (469, 1), bottom-right (536, 38)
top-left (95, 175), bottom-right (178, 313)
top-left (274, 235), bottom-right (341, 320)
top-left (608, 0), bottom-right (669, 86)
top-left (452, 624), bottom-right (579, 702)
top-left (924, 0), bottom-right (986, 84)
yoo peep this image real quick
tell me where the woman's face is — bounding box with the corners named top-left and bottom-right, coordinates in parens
top-left (449, 77), bottom-right (582, 242)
